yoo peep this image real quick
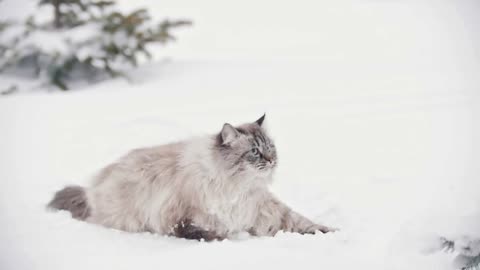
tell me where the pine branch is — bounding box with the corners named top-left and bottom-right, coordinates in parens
top-left (441, 237), bottom-right (456, 253)
top-left (441, 237), bottom-right (480, 270)
top-left (0, 0), bottom-right (191, 91)
top-left (463, 254), bottom-right (480, 270)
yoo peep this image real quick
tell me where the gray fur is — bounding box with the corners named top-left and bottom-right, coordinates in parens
top-left (48, 186), bottom-right (90, 220)
top-left (48, 115), bottom-right (336, 240)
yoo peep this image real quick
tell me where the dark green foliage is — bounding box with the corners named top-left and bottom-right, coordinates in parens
top-left (0, 85), bottom-right (18, 95)
top-left (40, 0), bottom-right (115, 29)
top-left (463, 255), bottom-right (480, 270)
top-left (441, 237), bottom-right (480, 270)
top-left (99, 9), bottom-right (191, 68)
top-left (441, 237), bottom-right (456, 252)
top-left (0, 0), bottom-right (191, 90)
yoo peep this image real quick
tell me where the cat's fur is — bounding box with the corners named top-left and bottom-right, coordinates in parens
top-left (48, 115), bottom-right (335, 240)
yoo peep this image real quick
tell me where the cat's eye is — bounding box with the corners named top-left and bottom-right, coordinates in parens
top-left (251, 148), bottom-right (260, 155)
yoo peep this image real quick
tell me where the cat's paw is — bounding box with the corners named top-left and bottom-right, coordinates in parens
top-left (302, 224), bottom-right (338, 234)
top-left (317, 225), bottom-right (339, 233)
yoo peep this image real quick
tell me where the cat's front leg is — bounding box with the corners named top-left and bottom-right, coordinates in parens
top-left (281, 210), bottom-right (336, 234)
top-left (249, 197), bottom-right (284, 236)
top-left (251, 194), bottom-right (336, 236)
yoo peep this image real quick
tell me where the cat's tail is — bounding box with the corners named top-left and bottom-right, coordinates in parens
top-left (48, 185), bottom-right (91, 220)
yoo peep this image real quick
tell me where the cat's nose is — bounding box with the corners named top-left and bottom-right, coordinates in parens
top-left (264, 154), bottom-right (274, 164)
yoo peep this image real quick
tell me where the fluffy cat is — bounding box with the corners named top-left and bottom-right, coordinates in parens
top-left (49, 114), bottom-right (335, 240)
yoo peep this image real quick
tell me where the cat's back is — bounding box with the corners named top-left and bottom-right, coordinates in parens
top-left (93, 141), bottom-right (185, 187)
top-left (125, 142), bottom-right (184, 166)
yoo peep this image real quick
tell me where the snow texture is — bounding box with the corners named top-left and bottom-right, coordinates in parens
top-left (1, 0), bottom-right (479, 270)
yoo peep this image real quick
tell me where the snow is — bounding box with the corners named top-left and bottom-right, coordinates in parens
top-left (1, 0), bottom-right (479, 270)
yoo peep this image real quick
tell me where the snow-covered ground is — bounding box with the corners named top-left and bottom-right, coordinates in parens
top-left (1, 0), bottom-right (479, 270)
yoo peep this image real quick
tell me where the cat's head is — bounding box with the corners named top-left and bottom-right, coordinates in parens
top-left (215, 114), bottom-right (277, 177)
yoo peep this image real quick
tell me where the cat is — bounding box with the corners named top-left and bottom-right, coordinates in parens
top-left (48, 114), bottom-right (335, 241)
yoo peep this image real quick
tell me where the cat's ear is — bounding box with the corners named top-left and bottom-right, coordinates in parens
top-left (255, 113), bottom-right (266, 126)
top-left (220, 123), bottom-right (240, 145)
